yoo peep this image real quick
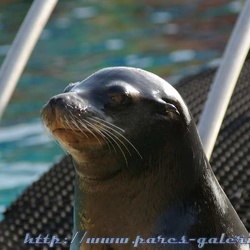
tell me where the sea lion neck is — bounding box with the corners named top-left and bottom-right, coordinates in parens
top-left (152, 119), bottom-right (206, 195)
top-left (73, 126), bottom-right (208, 245)
top-left (71, 150), bottom-right (126, 189)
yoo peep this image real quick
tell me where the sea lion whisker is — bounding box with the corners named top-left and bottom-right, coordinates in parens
top-left (109, 128), bottom-right (142, 159)
top-left (45, 127), bottom-right (63, 150)
top-left (89, 117), bottom-right (125, 133)
top-left (87, 121), bottom-right (121, 155)
top-left (41, 117), bottom-right (69, 155)
top-left (80, 119), bottom-right (103, 146)
top-left (47, 128), bottom-right (69, 155)
top-left (81, 119), bottom-right (112, 153)
top-left (90, 117), bottom-right (142, 159)
top-left (89, 123), bottom-right (136, 171)
top-left (63, 115), bottom-right (76, 132)
top-left (68, 111), bottom-right (91, 136)
top-left (64, 115), bottom-right (73, 130)
top-left (64, 115), bottom-right (81, 136)
top-left (73, 117), bottom-right (93, 137)
top-left (85, 119), bottom-right (129, 166)
top-left (105, 133), bottom-right (129, 167)
top-left (93, 128), bottom-right (117, 154)
top-left (67, 110), bottom-right (90, 139)
top-left (41, 120), bottom-right (52, 138)
top-left (92, 121), bottom-right (132, 156)
top-left (94, 130), bottom-right (113, 154)
top-left (71, 117), bottom-right (89, 139)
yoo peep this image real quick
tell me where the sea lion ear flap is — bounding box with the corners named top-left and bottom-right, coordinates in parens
top-left (164, 102), bottom-right (180, 116)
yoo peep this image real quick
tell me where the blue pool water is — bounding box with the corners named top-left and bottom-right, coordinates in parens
top-left (0, 0), bottom-right (241, 220)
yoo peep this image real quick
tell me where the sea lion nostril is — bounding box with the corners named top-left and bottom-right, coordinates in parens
top-left (49, 94), bottom-right (72, 109)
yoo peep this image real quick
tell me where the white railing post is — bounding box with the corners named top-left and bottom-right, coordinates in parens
top-left (0, 0), bottom-right (58, 120)
top-left (198, 0), bottom-right (250, 160)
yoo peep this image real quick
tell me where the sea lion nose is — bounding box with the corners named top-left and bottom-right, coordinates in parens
top-left (47, 93), bottom-right (89, 114)
top-left (49, 94), bottom-right (71, 109)
top-left (41, 94), bottom-right (71, 125)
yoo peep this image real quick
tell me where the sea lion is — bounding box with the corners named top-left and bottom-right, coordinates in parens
top-left (41, 67), bottom-right (249, 250)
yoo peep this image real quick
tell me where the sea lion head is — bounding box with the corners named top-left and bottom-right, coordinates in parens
top-left (41, 67), bottom-right (197, 183)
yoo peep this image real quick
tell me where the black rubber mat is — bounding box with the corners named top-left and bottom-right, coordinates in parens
top-left (0, 60), bottom-right (250, 249)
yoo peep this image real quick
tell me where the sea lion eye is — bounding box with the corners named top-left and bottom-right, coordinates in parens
top-left (109, 94), bottom-right (127, 104)
top-left (107, 85), bottom-right (130, 106)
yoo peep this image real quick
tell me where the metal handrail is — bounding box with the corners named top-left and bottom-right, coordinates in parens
top-left (198, 0), bottom-right (250, 160)
top-left (0, 0), bottom-right (58, 120)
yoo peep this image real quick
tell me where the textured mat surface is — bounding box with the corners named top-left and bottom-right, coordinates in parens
top-left (0, 60), bottom-right (250, 249)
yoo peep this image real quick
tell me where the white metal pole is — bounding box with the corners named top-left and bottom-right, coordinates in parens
top-left (0, 0), bottom-right (58, 120)
top-left (198, 0), bottom-right (250, 160)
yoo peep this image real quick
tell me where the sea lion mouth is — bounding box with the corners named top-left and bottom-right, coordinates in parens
top-left (52, 128), bottom-right (81, 143)
top-left (53, 128), bottom-right (89, 136)
top-left (52, 127), bottom-right (106, 146)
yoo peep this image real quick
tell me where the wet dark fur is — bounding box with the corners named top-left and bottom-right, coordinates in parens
top-left (41, 67), bottom-right (249, 250)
